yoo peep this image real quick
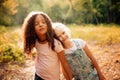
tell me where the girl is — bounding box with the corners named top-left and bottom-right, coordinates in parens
top-left (53, 22), bottom-right (106, 80)
top-left (22, 11), bottom-right (72, 80)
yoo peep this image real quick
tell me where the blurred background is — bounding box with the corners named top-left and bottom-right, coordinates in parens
top-left (0, 0), bottom-right (120, 80)
top-left (0, 0), bottom-right (120, 25)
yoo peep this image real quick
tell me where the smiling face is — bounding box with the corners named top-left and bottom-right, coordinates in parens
top-left (55, 28), bottom-right (68, 42)
top-left (54, 23), bottom-right (71, 43)
top-left (34, 14), bottom-right (47, 37)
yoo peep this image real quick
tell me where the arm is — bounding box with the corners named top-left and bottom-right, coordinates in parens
top-left (83, 45), bottom-right (106, 80)
top-left (57, 50), bottom-right (73, 80)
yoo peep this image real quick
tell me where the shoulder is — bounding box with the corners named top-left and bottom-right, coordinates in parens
top-left (54, 39), bottom-right (64, 53)
top-left (54, 39), bottom-right (62, 45)
top-left (72, 38), bottom-right (86, 48)
top-left (72, 38), bottom-right (86, 44)
top-left (54, 38), bottom-right (60, 42)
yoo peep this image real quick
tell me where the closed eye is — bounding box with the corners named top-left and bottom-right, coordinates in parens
top-left (35, 22), bottom-right (39, 26)
top-left (57, 31), bottom-right (65, 38)
top-left (62, 31), bottom-right (66, 35)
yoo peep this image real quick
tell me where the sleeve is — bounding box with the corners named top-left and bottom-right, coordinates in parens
top-left (77, 39), bottom-right (86, 48)
top-left (54, 39), bottom-right (64, 53)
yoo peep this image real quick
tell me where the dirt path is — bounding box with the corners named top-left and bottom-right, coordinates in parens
top-left (0, 43), bottom-right (120, 80)
top-left (89, 43), bottom-right (120, 80)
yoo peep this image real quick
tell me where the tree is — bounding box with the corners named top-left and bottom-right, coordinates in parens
top-left (0, 0), bottom-right (18, 26)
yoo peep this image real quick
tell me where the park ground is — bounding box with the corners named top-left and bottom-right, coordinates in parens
top-left (0, 25), bottom-right (120, 80)
top-left (0, 42), bottom-right (120, 80)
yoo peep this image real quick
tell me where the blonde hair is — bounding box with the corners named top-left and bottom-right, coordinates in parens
top-left (52, 22), bottom-right (71, 37)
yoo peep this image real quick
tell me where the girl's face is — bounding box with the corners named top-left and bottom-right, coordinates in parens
top-left (55, 27), bottom-right (70, 43)
top-left (34, 14), bottom-right (47, 36)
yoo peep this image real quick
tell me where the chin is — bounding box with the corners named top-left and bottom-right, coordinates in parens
top-left (63, 39), bottom-right (68, 43)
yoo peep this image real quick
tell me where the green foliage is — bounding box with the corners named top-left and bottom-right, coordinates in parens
top-left (0, 0), bottom-right (120, 26)
top-left (0, 43), bottom-right (24, 63)
top-left (0, 26), bottom-right (25, 64)
top-left (0, 0), bottom-right (18, 26)
top-left (0, 14), bottom-right (14, 26)
top-left (47, 4), bottom-right (64, 22)
top-left (0, 0), bottom-right (7, 4)
top-left (0, 26), bottom-right (7, 34)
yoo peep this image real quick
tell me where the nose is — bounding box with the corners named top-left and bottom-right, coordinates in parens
top-left (61, 35), bottom-right (65, 40)
top-left (39, 22), bottom-right (43, 27)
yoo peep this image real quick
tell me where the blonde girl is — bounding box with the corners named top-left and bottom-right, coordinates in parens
top-left (53, 22), bottom-right (106, 80)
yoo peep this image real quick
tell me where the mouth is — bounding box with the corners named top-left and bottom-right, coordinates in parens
top-left (39, 28), bottom-right (44, 31)
top-left (62, 38), bottom-right (67, 42)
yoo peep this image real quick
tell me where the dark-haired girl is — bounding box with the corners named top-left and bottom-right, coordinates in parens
top-left (22, 11), bottom-right (72, 80)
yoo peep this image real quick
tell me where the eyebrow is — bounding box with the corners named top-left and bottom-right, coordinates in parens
top-left (58, 31), bottom-right (65, 37)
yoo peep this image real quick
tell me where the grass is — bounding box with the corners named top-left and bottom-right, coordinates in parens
top-left (68, 24), bottom-right (120, 45)
top-left (0, 24), bottom-right (120, 63)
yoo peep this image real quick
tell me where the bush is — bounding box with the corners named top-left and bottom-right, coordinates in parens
top-left (0, 43), bottom-right (25, 63)
top-left (0, 26), bottom-right (25, 64)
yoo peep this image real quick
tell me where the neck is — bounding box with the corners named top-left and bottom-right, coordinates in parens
top-left (39, 39), bottom-right (46, 42)
top-left (64, 39), bottom-right (74, 49)
top-left (38, 35), bottom-right (47, 42)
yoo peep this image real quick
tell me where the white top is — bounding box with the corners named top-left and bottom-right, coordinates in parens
top-left (65, 39), bottom-right (86, 54)
top-left (35, 39), bottom-right (64, 80)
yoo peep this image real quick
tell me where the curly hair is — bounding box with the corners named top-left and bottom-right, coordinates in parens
top-left (22, 11), bottom-right (55, 54)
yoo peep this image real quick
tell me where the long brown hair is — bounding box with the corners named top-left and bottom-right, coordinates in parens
top-left (22, 11), bottom-right (55, 54)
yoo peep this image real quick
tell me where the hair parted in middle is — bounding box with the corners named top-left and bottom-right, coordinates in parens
top-left (22, 11), bottom-right (55, 54)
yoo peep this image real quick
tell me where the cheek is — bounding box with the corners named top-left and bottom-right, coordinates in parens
top-left (44, 28), bottom-right (47, 32)
top-left (59, 37), bottom-right (63, 41)
top-left (34, 27), bottom-right (38, 33)
top-left (66, 33), bottom-right (71, 38)
top-left (44, 24), bottom-right (48, 28)
top-left (35, 29), bottom-right (39, 35)
top-left (34, 25), bottom-right (39, 30)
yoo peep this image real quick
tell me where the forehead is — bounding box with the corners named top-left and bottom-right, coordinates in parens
top-left (35, 14), bottom-right (45, 21)
top-left (55, 27), bottom-right (65, 34)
